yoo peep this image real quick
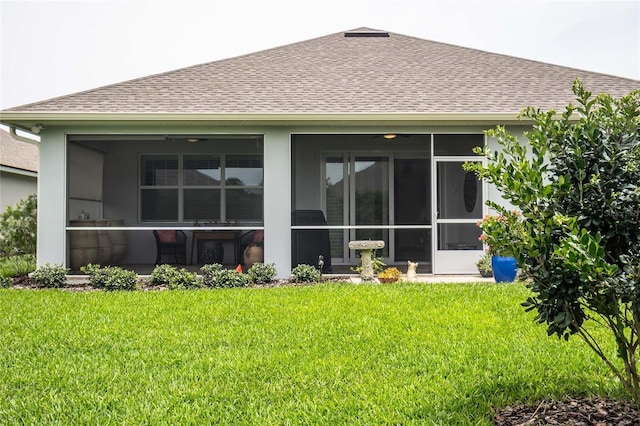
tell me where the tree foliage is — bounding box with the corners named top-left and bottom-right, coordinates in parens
top-left (0, 194), bottom-right (37, 257)
top-left (465, 80), bottom-right (640, 405)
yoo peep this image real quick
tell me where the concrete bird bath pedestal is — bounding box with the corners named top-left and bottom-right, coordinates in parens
top-left (348, 240), bottom-right (385, 282)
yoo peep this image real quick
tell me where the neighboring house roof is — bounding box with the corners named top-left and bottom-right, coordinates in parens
top-left (0, 129), bottom-right (39, 173)
top-left (1, 28), bottom-right (638, 120)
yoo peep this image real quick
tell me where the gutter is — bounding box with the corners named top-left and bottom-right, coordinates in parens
top-left (0, 165), bottom-right (37, 178)
top-left (9, 126), bottom-right (41, 147)
top-left (0, 112), bottom-right (530, 125)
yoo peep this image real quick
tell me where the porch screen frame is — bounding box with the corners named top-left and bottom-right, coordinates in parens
top-left (431, 132), bottom-right (488, 274)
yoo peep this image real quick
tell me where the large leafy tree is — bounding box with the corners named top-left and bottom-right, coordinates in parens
top-left (465, 80), bottom-right (640, 405)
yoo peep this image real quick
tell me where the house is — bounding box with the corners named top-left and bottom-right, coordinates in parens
top-left (0, 128), bottom-right (38, 211)
top-left (0, 28), bottom-right (638, 276)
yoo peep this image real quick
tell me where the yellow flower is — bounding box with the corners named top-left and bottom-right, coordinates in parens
top-left (378, 267), bottom-right (402, 279)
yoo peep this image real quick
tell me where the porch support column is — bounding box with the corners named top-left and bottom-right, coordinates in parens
top-left (36, 129), bottom-right (67, 267)
top-left (262, 129), bottom-right (291, 278)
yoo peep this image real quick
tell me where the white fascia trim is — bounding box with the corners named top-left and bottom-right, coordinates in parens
top-left (0, 112), bottom-right (529, 124)
top-left (0, 165), bottom-right (38, 177)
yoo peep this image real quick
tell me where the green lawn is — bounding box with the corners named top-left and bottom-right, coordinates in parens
top-left (0, 283), bottom-right (624, 425)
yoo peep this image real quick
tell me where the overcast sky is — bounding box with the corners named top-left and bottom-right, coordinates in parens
top-left (1, 0), bottom-right (638, 110)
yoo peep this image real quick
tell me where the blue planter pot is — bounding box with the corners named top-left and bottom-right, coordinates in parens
top-left (491, 256), bottom-right (517, 282)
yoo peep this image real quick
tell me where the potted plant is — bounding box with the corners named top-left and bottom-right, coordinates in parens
top-left (475, 251), bottom-right (493, 277)
top-left (378, 267), bottom-right (402, 283)
top-left (477, 211), bottom-right (524, 282)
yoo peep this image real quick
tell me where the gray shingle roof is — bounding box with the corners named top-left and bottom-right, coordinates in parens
top-left (0, 129), bottom-right (39, 172)
top-left (3, 28), bottom-right (639, 115)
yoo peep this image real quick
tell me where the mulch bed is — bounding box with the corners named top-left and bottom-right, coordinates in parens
top-left (9, 274), bottom-right (35, 287)
top-left (7, 275), bottom-right (354, 291)
top-left (494, 397), bottom-right (639, 426)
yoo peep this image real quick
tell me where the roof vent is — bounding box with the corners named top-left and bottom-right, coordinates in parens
top-left (344, 30), bottom-right (389, 38)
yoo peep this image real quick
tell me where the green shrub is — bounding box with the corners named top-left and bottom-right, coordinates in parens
top-left (477, 212), bottom-right (525, 257)
top-left (149, 264), bottom-right (174, 286)
top-left (199, 263), bottom-right (222, 287)
top-left (201, 264), bottom-right (250, 288)
top-left (168, 269), bottom-right (200, 290)
top-left (81, 264), bottom-right (139, 291)
top-left (0, 275), bottom-right (12, 288)
top-left (103, 268), bottom-right (139, 291)
top-left (31, 263), bottom-right (68, 288)
top-left (465, 80), bottom-right (640, 406)
top-left (290, 264), bottom-right (321, 283)
top-left (200, 263), bottom-right (223, 276)
top-left (248, 262), bottom-right (277, 285)
top-left (0, 194), bottom-right (37, 256)
top-left (150, 264), bottom-right (200, 289)
top-left (80, 264), bottom-right (107, 287)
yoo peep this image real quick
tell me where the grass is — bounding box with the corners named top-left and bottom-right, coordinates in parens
top-left (0, 254), bottom-right (35, 278)
top-left (0, 283), bottom-right (624, 425)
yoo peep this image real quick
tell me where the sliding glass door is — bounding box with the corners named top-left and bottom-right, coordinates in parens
top-left (394, 158), bottom-right (431, 263)
top-left (353, 156), bottom-right (389, 257)
top-left (325, 156), bottom-right (347, 261)
top-left (297, 133), bottom-right (485, 274)
top-left (324, 153), bottom-right (430, 267)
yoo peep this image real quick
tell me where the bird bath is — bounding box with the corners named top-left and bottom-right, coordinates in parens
top-left (348, 240), bottom-right (385, 282)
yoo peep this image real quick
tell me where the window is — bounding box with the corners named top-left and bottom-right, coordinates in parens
top-left (140, 155), bottom-right (179, 221)
top-left (224, 155), bottom-right (264, 220)
top-left (140, 154), bottom-right (263, 223)
top-left (183, 155), bottom-right (221, 222)
top-left (434, 134), bottom-right (484, 156)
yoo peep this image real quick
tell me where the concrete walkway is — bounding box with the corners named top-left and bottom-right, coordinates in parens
top-left (340, 274), bottom-right (495, 284)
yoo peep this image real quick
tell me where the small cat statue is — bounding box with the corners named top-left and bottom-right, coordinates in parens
top-left (406, 261), bottom-right (418, 282)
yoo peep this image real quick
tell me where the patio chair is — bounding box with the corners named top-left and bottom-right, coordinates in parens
top-left (153, 230), bottom-right (187, 265)
top-left (291, 210), bottom-right (332, 273)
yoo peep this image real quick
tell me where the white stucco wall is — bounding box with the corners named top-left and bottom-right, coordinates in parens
top-left (0, 171), bottom-right (37, 211)
top-left (36, 128), bottom-right (67, 267)
top-left (263, 129), bottom-right (291, 277)
top-left (485, 125), bottom-right (531, 213)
